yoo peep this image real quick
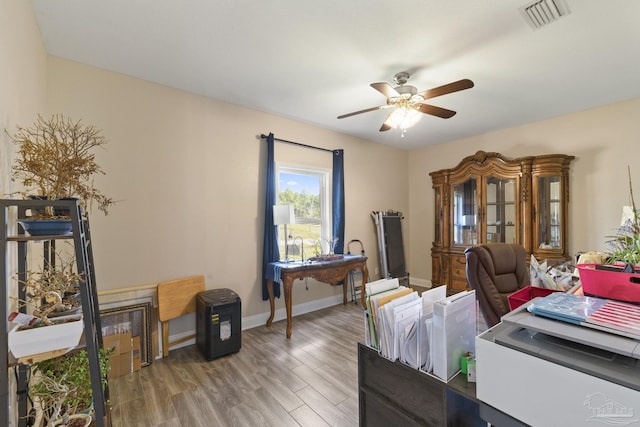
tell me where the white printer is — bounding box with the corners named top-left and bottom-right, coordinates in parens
top-left (476, 303), bottom-right (640, 427)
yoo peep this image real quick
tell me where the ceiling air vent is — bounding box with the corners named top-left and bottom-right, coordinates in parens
top-left (520, 0), bottom-right (570, 29)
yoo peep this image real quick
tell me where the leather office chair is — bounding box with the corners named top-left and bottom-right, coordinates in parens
top-left (464, 243), bottom-right (530, 327)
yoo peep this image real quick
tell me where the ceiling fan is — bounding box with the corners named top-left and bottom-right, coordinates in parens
top-left (337, 72), bottom-right (474, 132)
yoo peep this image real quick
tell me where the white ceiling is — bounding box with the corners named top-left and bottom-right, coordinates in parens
top-left (31, 0), bottom-right (640, 150)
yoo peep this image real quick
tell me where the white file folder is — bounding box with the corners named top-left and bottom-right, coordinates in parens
top-left (432, 290), bottom-right (476, 381)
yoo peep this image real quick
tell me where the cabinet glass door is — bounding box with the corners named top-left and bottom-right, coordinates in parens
top-left (537, 176), bottom-right (562, 249)
top-left (453, 178), bottom-right (478, 245)
top-left (434, 186), bottom-right (442, 245)
top-left (485, 176), bottom-right (516, 243)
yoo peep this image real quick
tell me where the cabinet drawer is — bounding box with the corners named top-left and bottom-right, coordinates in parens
top-left (449, 278), bottom-right (470, 294)
top-left (450, 255), bottom-right (467, 281)
top-left (451, 266), bottom-right (467, 280)
top-left (451, 255), bottom-right (467, 268)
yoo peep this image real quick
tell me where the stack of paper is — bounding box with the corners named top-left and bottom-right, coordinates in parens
top-left (528, 292), bottom-right (640, 339)
top-left (401, 285), bottom-right (447, 371)
top-left (364, 278), bottom-right (403, 349)
top-left (377, 290), bottom-right (420, 360)
top-left (364, 278), bottom-right (413, 356)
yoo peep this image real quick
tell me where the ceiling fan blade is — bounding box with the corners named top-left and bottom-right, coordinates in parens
top-left (419, 79), bottom-right (474, 100)
top-left (371, 82), bottom-right (400, 98)
top-left (379, 122), bottom-right (393, 132)
top-left (379, 111), bottom-right (394, 131)
top-left (337, 105), bottom-right (387, 119)
top-left (417, 103), bottom-right (457, 119)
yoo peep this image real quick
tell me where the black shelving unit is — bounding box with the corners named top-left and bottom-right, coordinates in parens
top-left (0, 199), bottom-right (110, 427)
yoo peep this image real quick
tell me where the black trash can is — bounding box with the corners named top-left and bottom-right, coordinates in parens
top-left (196, 288), bottom-right (241, 360)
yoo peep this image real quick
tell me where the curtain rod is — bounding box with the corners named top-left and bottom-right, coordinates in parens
top-left (260, 133), bottom-right (334, 153)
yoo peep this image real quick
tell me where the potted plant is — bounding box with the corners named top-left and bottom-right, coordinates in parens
top-left (604, 206), bottom-right (640, 272)
top-left (7, 114), bottom-right (115, 220)
top-left (577, 167), bottom-right (640, 302)
top-left (28, 372), bottom-right (92, 427)
top-left (22, 254), bottom-right (84, 325)
top-left (30, 348), bottom-right (112, 427)
top-left (8, 254), bottom-right (84, 358)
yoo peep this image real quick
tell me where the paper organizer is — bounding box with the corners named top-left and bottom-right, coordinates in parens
top-left (363, 278), bottom-right (477, 382)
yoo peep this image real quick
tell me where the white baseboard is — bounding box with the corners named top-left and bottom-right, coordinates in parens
top-left (166, 294), bottom-right (346, 353)
top-left (243, 293), bottom-right (345, 330)
top-left (411, 277), bottom-right (432, 288)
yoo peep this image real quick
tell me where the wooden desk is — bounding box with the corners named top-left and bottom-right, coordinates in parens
top-left (266, 255), bottom-right (368, 338)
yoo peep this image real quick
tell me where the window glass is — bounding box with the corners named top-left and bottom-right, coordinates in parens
top-left (277, 165), bottom-right (330, 260)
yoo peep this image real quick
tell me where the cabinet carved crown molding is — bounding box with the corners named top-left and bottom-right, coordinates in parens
top-left (464, 150), bottom-right (519, 166)
top-left (430, 150), bottom-right (574, 294)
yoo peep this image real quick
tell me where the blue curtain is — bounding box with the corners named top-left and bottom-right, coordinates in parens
top-left (332, 149), bottom-right (345, 254)
top-left (262, 133), bottom-right (281, 300)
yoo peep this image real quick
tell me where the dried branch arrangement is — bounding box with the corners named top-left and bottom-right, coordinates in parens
top-left (7, 114), bottom-right (114, 215)
top-left (14, 253), bottom-right (83, 326)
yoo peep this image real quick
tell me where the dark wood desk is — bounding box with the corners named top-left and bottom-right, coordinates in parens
top-left (265, 255), bottom-right (368, 338)
top-left (358, 343), bottom-right (485, 427)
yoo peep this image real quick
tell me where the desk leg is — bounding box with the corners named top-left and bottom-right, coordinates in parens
top-left (343, 274), bottom-right (348, 305)
top-left (283, 277), bottom-right (294, 339)
top-left (360, 264), bottom-right (369, 309)
top-left (266, 279), bottom-right (275, 327)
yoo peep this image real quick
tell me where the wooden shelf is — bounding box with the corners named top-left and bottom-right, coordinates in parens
top-left (9, 335), bottom-right (87, 367)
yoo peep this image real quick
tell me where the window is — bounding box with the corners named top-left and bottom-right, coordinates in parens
top-left (276, 164), bottom-right (331, 260)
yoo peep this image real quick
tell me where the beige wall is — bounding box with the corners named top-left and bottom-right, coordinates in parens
top-left (0, 0), bottom-right (47, 196)
top-left (0, 1), bottom-right (47, 424)
top-left (5, 1), bottom-right (640, 333)
top-left (408, 98), bottom-right (640, 281)
top-left (46, 57), bottom-right (409, 324)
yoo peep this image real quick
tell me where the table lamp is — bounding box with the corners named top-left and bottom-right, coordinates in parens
top-left (273, 204), bottom-right (294, 262)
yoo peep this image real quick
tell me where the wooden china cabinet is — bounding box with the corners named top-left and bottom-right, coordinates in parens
top-left (430, 150), bottom-right (574, 294)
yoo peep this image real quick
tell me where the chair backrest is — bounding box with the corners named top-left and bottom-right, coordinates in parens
top-left (464, 243), bottom-right (529, 327)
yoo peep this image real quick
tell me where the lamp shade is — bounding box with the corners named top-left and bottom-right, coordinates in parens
top-left (273, 204), bottom-right (294, 225)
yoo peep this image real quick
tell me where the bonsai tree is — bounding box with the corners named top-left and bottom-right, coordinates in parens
top-left (16, 253), bottom-right (83, 326)
top-left (31, 348), bottom-right (112, 425)
top-left (29, 370), bottom-right (90, 427)
top-left (7, 114), bottom-right (115, 216)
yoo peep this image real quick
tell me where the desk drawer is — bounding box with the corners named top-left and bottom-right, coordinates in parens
top-left (358, 344), bottom-right (445, 426)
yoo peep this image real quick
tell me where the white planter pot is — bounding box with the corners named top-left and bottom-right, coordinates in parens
top-left (8, 314), bottom-right (83, 358)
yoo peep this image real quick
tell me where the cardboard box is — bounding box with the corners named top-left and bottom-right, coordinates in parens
top-left (132, 336), bottom-right (141, 372)
top-left (107, 354), bottom-right (119, 380)
top-left (103, 332), bottom-right (131, 354)
top-left (103, 332), bottom-right (132, 379)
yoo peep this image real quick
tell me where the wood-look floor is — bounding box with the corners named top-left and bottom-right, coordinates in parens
top-left (109, 302), bottom-right (364, 427)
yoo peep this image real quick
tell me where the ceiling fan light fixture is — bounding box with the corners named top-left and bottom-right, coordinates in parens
top-left (337, 74), bottom-right (473, 134)
top-left (387, 104), bottom-right (422, 130)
